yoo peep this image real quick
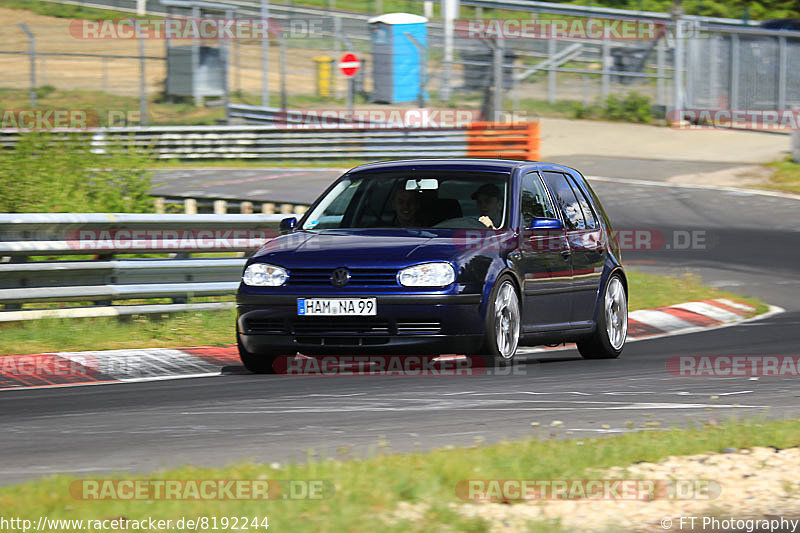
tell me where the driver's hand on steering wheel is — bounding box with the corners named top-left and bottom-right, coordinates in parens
top-left (478, 216), bottom-right (498, 229)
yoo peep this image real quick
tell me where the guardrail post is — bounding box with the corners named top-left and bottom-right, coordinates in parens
top-left (293, 205), bottom-right (308, 215)
top-left (547, 27), bottom-right (556, 104)
top-left (154, 197), bottom-right (166, 214)
top-left (602, 26), bottom-right (610, 101)
top-left (214, 200), bottom-right (228, 214)
top-left (280, 203), bottom-right (293, 214)
top-left (262, 202), bottom-right (276, 214)
top-left (184, 198), bottom-right (198, 214)
top-left (17, 23), bottom-right (36, 108)
top-left (240, 201), bottom-right (254, 214)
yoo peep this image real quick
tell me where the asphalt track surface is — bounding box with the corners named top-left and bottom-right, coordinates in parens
top-left (148, 156), bottom-right (740, 205)
top-left (2, 159), bottom-right (799, 486)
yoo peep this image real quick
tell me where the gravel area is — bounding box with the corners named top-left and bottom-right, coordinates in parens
top-left (389, 447), bottom-right (800, 532)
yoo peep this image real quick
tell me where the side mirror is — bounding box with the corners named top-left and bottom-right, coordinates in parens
top-left (279, 217), bottom-right (297, 234)
top-left (528, 217), bottom-right (563, 231)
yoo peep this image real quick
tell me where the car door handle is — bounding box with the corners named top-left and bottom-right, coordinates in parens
top-left (560, 250), bottom-right (572, 258)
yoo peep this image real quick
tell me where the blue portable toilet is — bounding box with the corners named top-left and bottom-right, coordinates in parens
top-left (369, 13), bottom-right (428, 104)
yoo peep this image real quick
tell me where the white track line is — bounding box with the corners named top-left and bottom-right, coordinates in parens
top-left (586, 175), bottom-right (800, 201)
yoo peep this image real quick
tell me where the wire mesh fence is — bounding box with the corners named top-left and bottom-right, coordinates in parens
top-left (2, 0), bottom-right (799, 127)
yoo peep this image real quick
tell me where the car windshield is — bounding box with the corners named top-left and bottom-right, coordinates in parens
top-left (301, 171), bottom-right (510, 230)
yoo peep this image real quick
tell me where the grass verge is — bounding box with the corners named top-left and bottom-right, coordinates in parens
top-left (0, 0), bottom-right (137, 21)
top-left (0, 270), bottom-right (768, 356)
top-left (625, 269), bottom-right (767, 316)
top-left (0, 417), bottom-right (797, 532)
top-left (760, 157), bottom-right (800, 195)
top-left (0, 88), bottom-right (370, 128)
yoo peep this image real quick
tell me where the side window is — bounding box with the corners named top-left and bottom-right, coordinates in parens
top-left (567, 176), bottom-right (598, 229)
top-left (520, 171), bottom-right (557, 228)
top-left (541, 171), bottom-right (586, 230)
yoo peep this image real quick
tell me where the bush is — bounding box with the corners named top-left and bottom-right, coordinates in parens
top-left (602, 92), bottom-right (653, 123)
top-left (0, 132), bottom-right (153, 213)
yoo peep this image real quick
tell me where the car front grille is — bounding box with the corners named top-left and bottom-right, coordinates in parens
top-left (286, 268), bottom-right (398, 287)
top-left (244, 317), bottom-right (442, 336)
top-left (243, 318), bottom-right (286, 334)
top-left (292, 318), bottom-right (391, 335)
top-left (396, 321), bottom-right (443, 334)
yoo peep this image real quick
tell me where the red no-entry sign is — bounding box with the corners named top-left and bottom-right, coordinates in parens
top-left (338, 53), bottom-right (361, 77)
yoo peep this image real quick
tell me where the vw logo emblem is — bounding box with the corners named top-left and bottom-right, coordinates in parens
top-left (330, 268), bottom-right (351, 287)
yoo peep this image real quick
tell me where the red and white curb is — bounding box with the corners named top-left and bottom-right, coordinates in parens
top-left (0, 299), bottom-right (780, 391)
top-left (519, 298), bottom-right (782, 355)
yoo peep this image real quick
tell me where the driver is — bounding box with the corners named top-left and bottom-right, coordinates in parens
top-left (471, 183), bottom-right (503, 229)
top-left (391, 186), bottom-right (425, 227)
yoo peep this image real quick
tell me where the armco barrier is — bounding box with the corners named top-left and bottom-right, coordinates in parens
top-left (467, 122), bottom-right (540, 161)
top-left (0, 213), bottom-right (284, 322)
top-left (0, 122), bottom-right (541, 161)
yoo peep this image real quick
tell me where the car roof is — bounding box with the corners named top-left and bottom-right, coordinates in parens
top-left (347, 158), bottom-right (579, 176)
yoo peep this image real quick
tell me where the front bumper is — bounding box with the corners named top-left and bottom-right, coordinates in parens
top-left (237, 293), bottom-right (484, 355)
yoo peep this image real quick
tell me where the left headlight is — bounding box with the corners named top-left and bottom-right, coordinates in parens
top-left (398, 262), bottom-right (456, 287)
top-left (242, 263), bottom-right (288, 286)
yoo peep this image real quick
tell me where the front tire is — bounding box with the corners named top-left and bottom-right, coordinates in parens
top-left (577, 273), bottom-right (627, 359)
top-left (475, 277), bottom-right (521, 368)
top-left (237, 333), bottom-right (282, 374)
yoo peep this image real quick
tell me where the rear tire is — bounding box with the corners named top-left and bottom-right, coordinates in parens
top-left (237, 333), bottom-right (282, 374)
top-left (577, 273), bottom-right (627, 360)
top-left (473, 276), bottom-right (521, 368)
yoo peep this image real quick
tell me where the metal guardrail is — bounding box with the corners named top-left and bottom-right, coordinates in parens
top-left (1, 122), bottom-right (540, 160)
top-left (0, 213), bottom-right (285, 321)
top-left (227, 104), bottom-right (388, 126)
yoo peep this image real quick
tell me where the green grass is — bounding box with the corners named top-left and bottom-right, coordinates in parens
top-left (0, 88), bottom-right (225, 127)
top-left (0, 87), bottom-right (377, 128)
top-left (0, 0), bottom-right (140, 21)
top-left (8, 0), bottom-right (798, 20)
top-left (761, 157), bottom-right (800, 195)
top-left (0, 307), bottom-right (237, 356)
top-left (0, 270), bottom-right (767, 356)
top-left (625, 269), bottom-right (767, 316)
top-left (1, 417), bottom-right (798, 532)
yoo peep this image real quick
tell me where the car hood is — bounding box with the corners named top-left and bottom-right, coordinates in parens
top-left (252, 228), bottom-right (471, 268)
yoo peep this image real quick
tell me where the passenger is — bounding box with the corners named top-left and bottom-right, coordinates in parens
top-left (471, 183), bottom-right (503, 229)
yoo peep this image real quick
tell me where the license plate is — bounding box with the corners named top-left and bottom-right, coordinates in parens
top-left (297, 298), bottom-right (377, 316)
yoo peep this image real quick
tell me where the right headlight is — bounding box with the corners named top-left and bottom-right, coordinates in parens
top-left (242, 263), bottom-right (288, 286)
top-left (398, 262), bottom-right (456, 287)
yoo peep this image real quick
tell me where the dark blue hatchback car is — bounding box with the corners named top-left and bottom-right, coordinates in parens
top-left (236, 159), bottom-right (627, 373)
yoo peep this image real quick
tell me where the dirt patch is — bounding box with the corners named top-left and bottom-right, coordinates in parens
top-left (0, 7), bottom-right (337, 97)
top-left (666, 165), bottom-right (773, 188)
top-left (388, 447), bottom-right (800, 532)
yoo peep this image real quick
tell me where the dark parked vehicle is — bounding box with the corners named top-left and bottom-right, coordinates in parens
top-left (236, 159), bottom-right (627, 373)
